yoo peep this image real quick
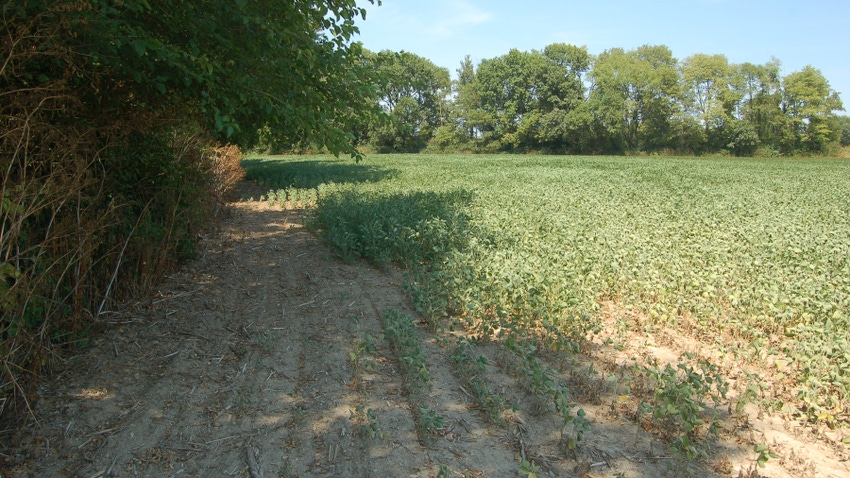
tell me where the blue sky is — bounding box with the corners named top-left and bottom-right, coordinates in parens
top-left (354, 0), bottom-right (849, 113)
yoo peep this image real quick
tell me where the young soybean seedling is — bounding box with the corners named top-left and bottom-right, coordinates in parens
top-left (349, 333), bottom-right (377, 389)
top-left (518, 459), bottom-right (540, 478)
top-left (417, 406), bottom-right (444, 435)
top-left (349, 405), bottom-right (381, 439)
top-left (754, 443), bottom-right (778, 468)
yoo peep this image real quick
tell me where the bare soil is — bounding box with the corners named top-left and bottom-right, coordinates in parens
top-left (3, 182), bottom-right (848, 477)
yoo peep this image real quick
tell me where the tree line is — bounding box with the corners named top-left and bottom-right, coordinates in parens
top-left (350, 45), bottom-right (848, 156)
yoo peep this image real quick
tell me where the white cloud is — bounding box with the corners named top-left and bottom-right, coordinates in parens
top-left (425, 1), bottom-right (493, 37)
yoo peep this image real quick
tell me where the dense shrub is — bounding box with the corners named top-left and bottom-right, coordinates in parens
top-left (0, 2), bottom-right (246, 420)
top-left (1, 0), bottom-right (378, 421)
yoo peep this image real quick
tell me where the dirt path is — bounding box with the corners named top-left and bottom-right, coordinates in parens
top-left (3, 185), bottom-right (848, 477)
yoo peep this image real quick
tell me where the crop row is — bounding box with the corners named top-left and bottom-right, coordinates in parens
top-left (244, 154), bottom-right (850, 425)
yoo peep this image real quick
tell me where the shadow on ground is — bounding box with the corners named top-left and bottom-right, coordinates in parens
top-left (242, 157), bottom-right (399, 189)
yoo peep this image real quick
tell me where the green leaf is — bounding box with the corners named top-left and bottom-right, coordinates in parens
top-left (133, 39), bottom-right (146, 56)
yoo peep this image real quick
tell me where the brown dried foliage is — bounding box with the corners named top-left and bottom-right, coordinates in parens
top-left (210, 144), bottom-right (246, 202)
top-left (1, 2), bottom-right (242, 422)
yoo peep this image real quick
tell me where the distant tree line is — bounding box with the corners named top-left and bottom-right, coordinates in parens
top-left (354, 45), bottom-right (848, 156)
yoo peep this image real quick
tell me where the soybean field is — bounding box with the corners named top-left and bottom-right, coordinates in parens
top-left (245, 153), bottom-right (850, 466)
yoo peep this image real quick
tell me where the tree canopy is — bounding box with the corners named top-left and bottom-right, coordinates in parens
top-left (1, 0), bottom-right (381, 416)
top-left (359, 43), bottom-right (845, 156)
top-left (363, 50), bottom-right (450, 152)
top-left (3, 0), bottom-right (381, 153)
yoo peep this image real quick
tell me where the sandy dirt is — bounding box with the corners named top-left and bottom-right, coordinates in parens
top-left (2, 182), bottom-right (848, 477)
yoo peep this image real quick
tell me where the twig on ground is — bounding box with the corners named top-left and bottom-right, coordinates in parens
top-left (246, 446), bottom-right (263, 478)
top-left (151, 287), bottom-right (205, 304)
top-left (174, 330), bottom-right (211, 341)
top-left (105, 456), bottom-right (118, 476)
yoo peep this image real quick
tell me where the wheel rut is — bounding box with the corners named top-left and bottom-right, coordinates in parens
top-left (8, 196), bottom-right (520, 477)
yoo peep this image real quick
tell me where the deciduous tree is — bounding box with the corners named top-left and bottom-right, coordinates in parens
top-left (365, 50), bottom-right (450, 152)
top-left (781, 66), bottom-right (845, 153)
top-left (536, 44), bottom-right (592, 152)
top-left (680, 53), bottom-right (741, 152)
top-left (736, 60), bottom-right (785, 153)
top-left (475, 49), bottom-right (545, 150)
top-left (588, 45), bottom-right (681, 153)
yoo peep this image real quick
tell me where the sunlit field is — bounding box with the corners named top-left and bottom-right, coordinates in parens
top-left (244, 154), bottom-right (850, 429)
